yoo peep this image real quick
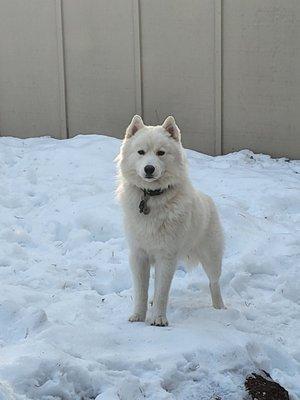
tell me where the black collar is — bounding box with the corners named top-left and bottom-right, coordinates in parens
top-left (138, 186), bottom-right (169, 215)
top-left (142, 188), bottom-right (166, 197)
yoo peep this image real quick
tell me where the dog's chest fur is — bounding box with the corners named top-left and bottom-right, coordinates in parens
top-left (120, 184), bottom-right (196, 254)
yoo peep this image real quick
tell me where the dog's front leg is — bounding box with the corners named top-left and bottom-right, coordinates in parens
top-left (128, 249), bottom-right (150, 322)
top-left (147, 257), bottom-right (176, 326)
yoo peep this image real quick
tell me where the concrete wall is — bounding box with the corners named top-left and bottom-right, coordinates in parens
top-left (0, 0), bottom-right (299, 158)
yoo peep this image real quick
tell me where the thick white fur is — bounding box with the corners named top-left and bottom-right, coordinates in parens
top-left (117, 115), bottom-right (225, 326)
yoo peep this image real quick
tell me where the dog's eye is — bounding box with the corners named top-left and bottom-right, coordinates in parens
top-left (157, 150), bottom-right (165, 156)
top-left (138, 150), bottom-right (145, 155)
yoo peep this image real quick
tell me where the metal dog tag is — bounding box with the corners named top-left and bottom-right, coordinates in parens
top-left (139, 194), bottom-right (150, 215)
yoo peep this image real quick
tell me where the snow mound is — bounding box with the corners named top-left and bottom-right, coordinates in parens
top-left (0, 135), bottom-right (299, 399)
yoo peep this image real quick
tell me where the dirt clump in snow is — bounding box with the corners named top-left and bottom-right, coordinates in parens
top-left (245, 370), bottom-right (289, 400)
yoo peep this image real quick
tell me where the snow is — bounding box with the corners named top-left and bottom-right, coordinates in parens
top-left (0, 134), bottom-right (299, 400)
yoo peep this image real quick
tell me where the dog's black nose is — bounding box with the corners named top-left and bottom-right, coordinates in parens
top-left (144, 165), bottom-right (155, 176)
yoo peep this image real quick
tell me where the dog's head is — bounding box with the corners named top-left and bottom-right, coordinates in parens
top-left (118, 115), bottom-right (187, 189)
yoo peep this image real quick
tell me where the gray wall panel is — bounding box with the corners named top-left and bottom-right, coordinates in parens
top-left (140, 0), bottom-right (216, 155)
top-left (62, 0), bottom-right (138, 139)
top-left (0, 0), bottom-right (66, 138)
top-left (223, 0), bottom-right (300, 158)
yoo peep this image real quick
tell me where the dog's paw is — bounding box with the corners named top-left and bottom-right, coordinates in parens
top-left (147, 315), bottom-right (169, 327)
top-left (213, 302), bottom-right (226, 310)
top-left (128, 313), bottom-right (145, 322)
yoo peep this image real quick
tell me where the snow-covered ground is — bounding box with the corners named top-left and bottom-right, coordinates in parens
top-left (0, 134), bottom-right (299, 400)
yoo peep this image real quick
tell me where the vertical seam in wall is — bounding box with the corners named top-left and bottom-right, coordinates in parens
top-left (214, 0), bottom-right (222, 155)
top-left (55, 0), bottom-right (68, 139)
top-left (132, 0), bottom-right (143, 117)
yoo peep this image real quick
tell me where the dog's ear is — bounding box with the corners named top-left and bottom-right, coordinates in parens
top-left (162, 116), bottom-right (181, 141)
top-left (125, 115), bottom-right (144, 139)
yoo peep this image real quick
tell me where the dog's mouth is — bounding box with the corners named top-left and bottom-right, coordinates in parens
top-left (143, 174), bottom-right (160, 181)
top-left (145, 174), bottom-right (155, 180)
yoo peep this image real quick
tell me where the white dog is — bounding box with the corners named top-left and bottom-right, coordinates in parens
top-left (117, 115), bottom-right (225, 326)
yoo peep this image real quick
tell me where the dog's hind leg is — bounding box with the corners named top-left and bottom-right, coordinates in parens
top-left (200, 230), bottom-right (225, 309)
top-left (129, 249), bottom-right (150, 322)
top-left (209, 278), bottom-right (225, 310)
top-left (201, 257), bottom-right (225, 310)
top-left (200, 205), bottom-right (225, 309)
top-left (193, 199), bottom-right (225, 309)
top-left (201, 246), bottom-right (225, 309)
